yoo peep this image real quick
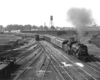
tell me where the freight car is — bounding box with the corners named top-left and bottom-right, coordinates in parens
top-left (35, 34), bottom-right (40, 41)
top-left (43, 35), bottom-right (89, 61)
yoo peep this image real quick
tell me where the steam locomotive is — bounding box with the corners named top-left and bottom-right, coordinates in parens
top-left (35, 34), bottom-right (89, 61)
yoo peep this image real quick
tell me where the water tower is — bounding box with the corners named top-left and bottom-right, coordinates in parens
top-left (49, 15), bottom-right (54, 27)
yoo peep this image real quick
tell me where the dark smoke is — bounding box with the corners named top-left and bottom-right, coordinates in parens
top-left (67, 8), bottom-right (94, 41)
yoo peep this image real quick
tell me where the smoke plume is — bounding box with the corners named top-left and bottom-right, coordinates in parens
top-left (67, 8), bottom-right (94, 41)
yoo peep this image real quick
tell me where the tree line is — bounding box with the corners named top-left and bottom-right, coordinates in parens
top-left (0, 24), bottom-right (63, 31)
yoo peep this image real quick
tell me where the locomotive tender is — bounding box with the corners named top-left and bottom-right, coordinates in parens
top-left (42, 34), bottom-right (89, 61)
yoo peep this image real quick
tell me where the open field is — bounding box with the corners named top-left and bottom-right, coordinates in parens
top-left (0, 34), bottom-right (21, 45)
top-left (89, 34), bottom-right (100, 48)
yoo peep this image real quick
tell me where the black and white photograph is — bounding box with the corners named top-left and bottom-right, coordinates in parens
top-left (0, 0), bottom-right (100, 80)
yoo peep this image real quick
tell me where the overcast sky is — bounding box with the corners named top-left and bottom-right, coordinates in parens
top-left (0, 0), bottom-right (99, 27)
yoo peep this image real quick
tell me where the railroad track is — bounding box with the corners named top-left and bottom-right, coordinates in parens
top-left (40, 41), bottom-right (100, 80)
top-left (40, 44), bottom-right (70, 80)
top-left (0, 41), bottom-right (41, 79)
top-left (80, 35), bottom-right (100, 70)
top-left (0, 39), bottom-right (37, 57)
top-left (41, 42), bottom-right (76, 80)
top-left (14, 42), bottom-right (67, 80)
top-left (11, 36), bottom-right (100, 80)
top-left (14, 45), bottom-right (42, 73)
top-left (13, 44), bottom-right (45, 80)
top-left (15, 43), bottom-right (39, 63)
top-left (11, 42), bottom-right (40, 71)
top-left (0, 41), bottom-right (38, 62)
top-left (13, 42), bottom-right (62, 80)
top-left (32, 52), bottom-right (50, 80)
